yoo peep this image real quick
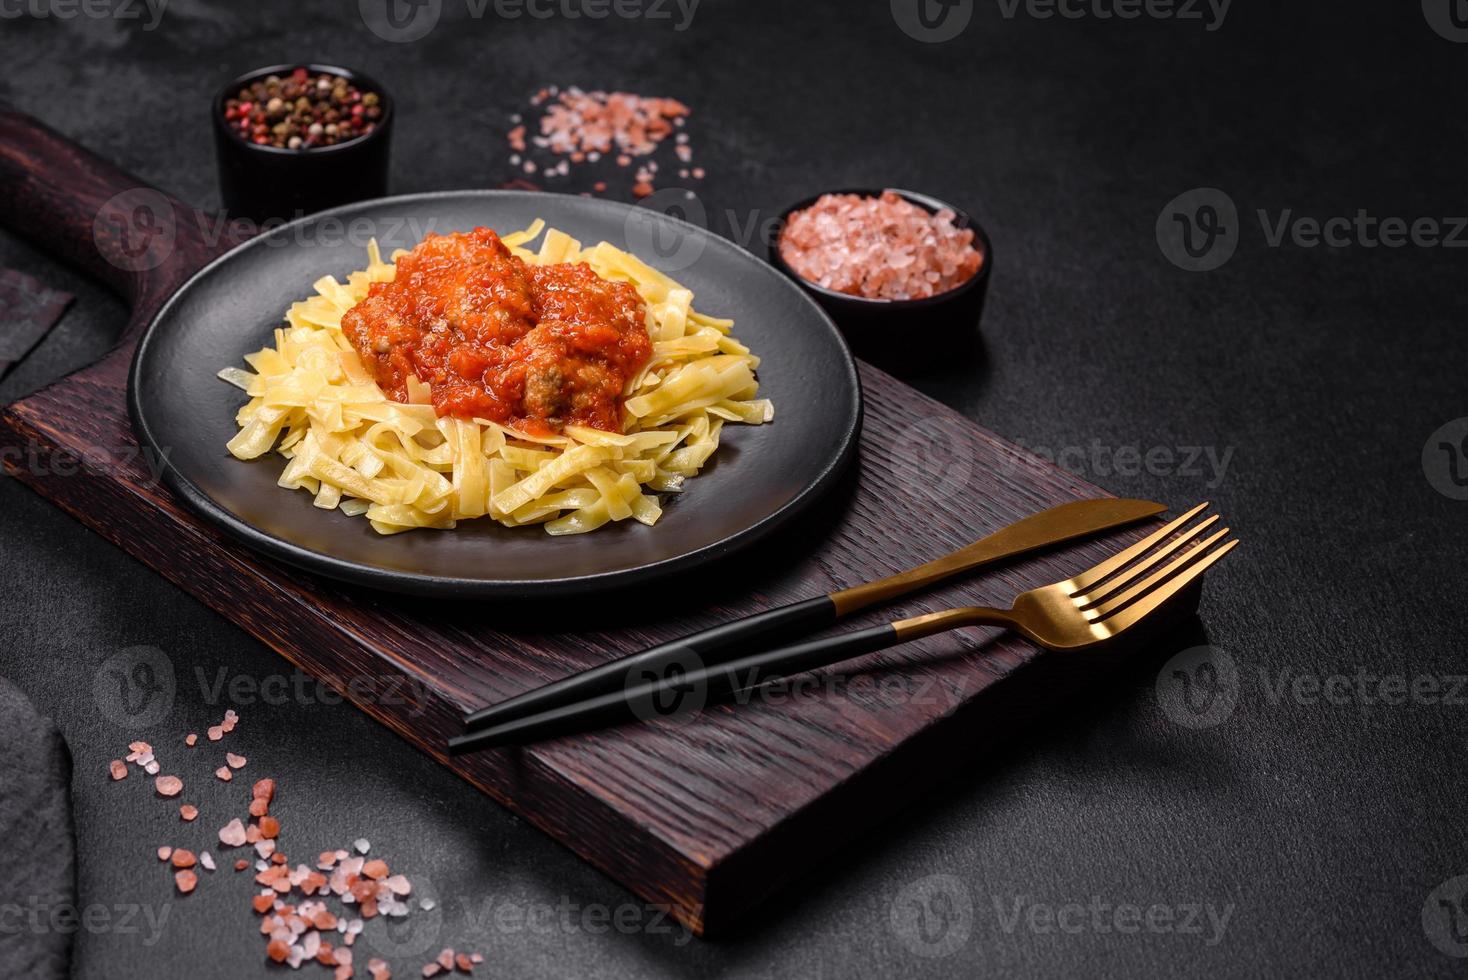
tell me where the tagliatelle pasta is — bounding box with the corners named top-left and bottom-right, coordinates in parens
top-left (219, 220), bottom-right (772, 535)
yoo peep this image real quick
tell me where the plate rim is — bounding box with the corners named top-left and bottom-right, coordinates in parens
top-left (127, 189), bottom-right (864, 599)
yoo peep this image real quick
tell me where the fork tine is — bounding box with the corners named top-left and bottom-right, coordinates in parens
top-left (1091, 538), bottom-right (1239, 636)
top-left (1084, 526), bottom-right (1231, 618)
top-left (1076, 513), bottom-right (1220, 608)
top-left (1066, 501), bottom-right (1210, 596)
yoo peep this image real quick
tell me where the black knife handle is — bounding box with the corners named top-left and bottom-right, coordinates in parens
top-left (448, 621), bottom-right (899, 753)
top-left (461, 594), bottom-right (838, 732)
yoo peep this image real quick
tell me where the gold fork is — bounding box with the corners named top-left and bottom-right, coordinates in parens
top-left (892, 501), bottom-right (1236, 650)
top-left (447, 502), bottom-right (1237, 751)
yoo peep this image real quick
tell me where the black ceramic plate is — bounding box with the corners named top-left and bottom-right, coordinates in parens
top-left (129, 191), bottom-right (862, 598)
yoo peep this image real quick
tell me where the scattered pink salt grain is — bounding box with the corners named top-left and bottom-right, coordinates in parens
top-left (219, 818), bottom-right (248, 847)
top-left (185, 733), bottom-right (197, 746)
top-left (226, 752), bottom-right (247, 769)
top-left (215, 766), bottom-right (233, 782)
top-left (174, 869), bottom-right (197, 894)
top-left (180, 804), bottom-right (198, 822)
top-left (109, 760), bottom-right (127, 781)
top-left (157, 846), bottom-right (172, 861)
top-left (155, 775), bottom-right (183, 797)
top-left (207, 726), bottom-right (223, 742)
top-left (511, 88), bottom-right (697, 195)
top-left (778, 190), bottom-right (983, 301)
top-left (200, 851), bottom-right (216, 871)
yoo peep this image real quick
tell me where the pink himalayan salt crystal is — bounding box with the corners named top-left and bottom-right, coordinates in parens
top-left (778, 190), bottom-right (982, 301)
top-left (534, 89), bottom-right (688, 159)
top-left (514, 88), bottom-right (694, 195)
top-left (219, 818), bottom-right (248, 847)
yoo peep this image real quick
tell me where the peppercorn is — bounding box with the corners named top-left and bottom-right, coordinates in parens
top-left (224, 67), bottom-right (380, 149)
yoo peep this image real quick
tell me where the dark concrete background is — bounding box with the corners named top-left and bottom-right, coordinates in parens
top-left (1, 1), bottom-right (1465, 977)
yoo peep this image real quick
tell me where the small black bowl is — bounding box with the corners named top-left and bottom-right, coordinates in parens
top-left (768, 188), bottom-right (991, 370)
top-left (212, 64), bottom-right (394, 225)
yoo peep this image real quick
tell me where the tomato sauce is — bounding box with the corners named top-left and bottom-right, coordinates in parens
top-left (342, 228), bottom-right (652, 435)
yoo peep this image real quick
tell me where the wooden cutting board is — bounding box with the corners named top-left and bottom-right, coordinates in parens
top-left (0, 109), bottom-right (1170, 936)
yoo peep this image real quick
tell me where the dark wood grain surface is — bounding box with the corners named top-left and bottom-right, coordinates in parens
top-left (0, 107), bottom-right (1166, 935)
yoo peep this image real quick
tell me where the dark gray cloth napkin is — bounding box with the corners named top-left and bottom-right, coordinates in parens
top-left (0, 269), bottom-right (73, 375)
top-left (0, 677), bottom-right (76, 980)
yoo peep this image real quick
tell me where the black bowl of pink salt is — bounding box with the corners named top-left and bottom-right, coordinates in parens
top-left (770, 188), bottom-right (990, 370)
top-left (212, 64), bottom-right (393, 224)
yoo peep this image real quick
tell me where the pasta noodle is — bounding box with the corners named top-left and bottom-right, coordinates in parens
top-left (220, 221), bottom-right (773, 535)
